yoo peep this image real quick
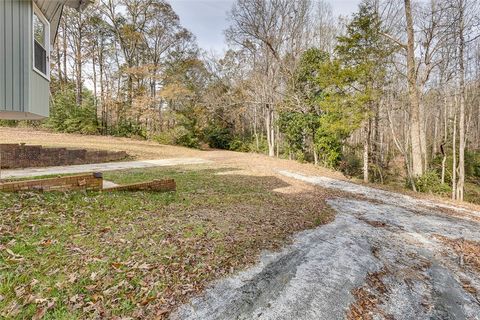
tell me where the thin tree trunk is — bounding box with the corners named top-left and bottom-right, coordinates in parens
top-left (456, 0), bottom-right (466, 201)
top-left (312, 130), bottom-right (318, 165)
top-left (62, 20), bottom-right (68, 83)
top-left (276, 125), bottom-right (280, 157)
top-left (265, 105), bottom-right (275, 157)
top-left (75, 10), bottom-right (83, 106)
top-left (432, 109), bottom-right (438, 156)
top-left (92, 43), bottom-right (98, 124)
top-left (404, 0), bottom-right (424, 179)
top-left (452, 96), bottom-right (457, 199)
top-left (254, 105), bottom-right (259, 150)
top-left (363, 118), bottom-right (370, 183)
top-left (99, 39), bottom-right (106, 134)
top-left (373, 101), bottom-right (380, 168)
top-left (441, 94), bottom-right (448, 184)
top-left (55, 39), bottom-right (63, 82)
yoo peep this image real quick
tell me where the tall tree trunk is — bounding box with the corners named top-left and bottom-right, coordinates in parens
top-left (75, 10), bottom-right (83, 106)
top-left (441, 94), bottom-right (448, 184)
top-left (62, 20), bottom-right (68, 83)
top-left (456, 0), bottom-right (466, 201)
top-left (420, 101), bottom-right (428, 172)
top-left (92, 43), bottom-right (98, 124)
top-left (432, 109), bottom-right (438, 156)
top-left (99, 39), bottom-right (106, 134)
top-left (265, 105), bottom-right (275, 157)
top-left (254, 105), bottom-right (259, 150)
top-left (276, 125), bottom-right (280, 157)
top-left (372, 101), bottom-right (380, 167)
top-left (404, 0), bottom-right (424, 178)
top-left (363, 118), bottom-right (371, 183)
top-left (452, 104), bottom-right (457, 200)
top-left (55, 39), bottom-right (63, 82)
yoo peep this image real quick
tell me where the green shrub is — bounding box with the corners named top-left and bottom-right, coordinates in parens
top-left (154, 131), bottom-right (175, 145)
top-left (294, 150), bottom-right (306, 163)
top-left (338, 152), bottom-right (362, 178)
top-left (154, 126), bottom-right (199, 148)
top-left (176, 129), bottom-right (199, 148)
top-left (431, 150), bottom-right (480, 184)
top-left (46, 84), bottom-right (99, 135)
top-left (315, 133), bottom-right (343, 168)
top-left (247, 136), bottom-right (269, 154)
top-left (277, 111), bottom-right (310, 156)
top-left (62, 105), bottom-right (98, 134)
top-left (467, 151), bottom-right (480, 179)
top-left (109, 120), bottom-right (146, 139)
top-left (412, 170), bottom-right (451, 195)
top-left (0, 120), bottom-right (18, 127)
top-left (203, 124), bottom-right (233, 149)
top-left (228, 138), bottom-right (249, 152)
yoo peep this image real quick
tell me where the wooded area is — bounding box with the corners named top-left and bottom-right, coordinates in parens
top-left (4, 0), bottom-right (480, 201)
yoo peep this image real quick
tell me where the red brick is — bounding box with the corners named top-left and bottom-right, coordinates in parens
top-left (0, 173), bottom-right (103, 192)
top-left (0, 144), bottom-right (127, 169)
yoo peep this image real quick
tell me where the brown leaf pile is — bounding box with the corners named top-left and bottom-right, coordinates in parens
top-left (435, 235), bottom-right (480, 273)
top-left (347, 268), bottom-right (392, 320)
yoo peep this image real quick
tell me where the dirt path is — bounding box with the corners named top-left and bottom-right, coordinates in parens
top-left (172, 172), bottom-right (480, 320)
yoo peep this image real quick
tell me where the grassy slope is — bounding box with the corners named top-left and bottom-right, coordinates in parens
top-left (0, 167), bottom-right (333, 319)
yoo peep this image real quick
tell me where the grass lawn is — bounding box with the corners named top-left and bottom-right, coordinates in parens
top-left (0, 167), bottom-right (333, 319)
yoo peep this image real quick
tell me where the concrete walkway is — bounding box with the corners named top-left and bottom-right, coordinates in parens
top-left (0, 158), bottom-right (210, 179)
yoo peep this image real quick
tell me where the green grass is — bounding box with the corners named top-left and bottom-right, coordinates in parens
top-left (0, 167), bottom-right (332, 319)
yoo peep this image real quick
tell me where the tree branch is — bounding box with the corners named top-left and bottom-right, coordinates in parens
top-left (380, 32), bottom-right (407, 50)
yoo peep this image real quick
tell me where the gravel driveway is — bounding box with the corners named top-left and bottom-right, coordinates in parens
top-left (172, 171), bottom-right (480, 320)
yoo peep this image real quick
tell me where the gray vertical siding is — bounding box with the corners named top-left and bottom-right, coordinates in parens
top-left (0, 0), bottom-right (31, 114)
top-left (0, 0), bottom-right (5, 111)
top-left (4, 0), bottom-right (14, 111)
top-left (12, 0), bottom-right (20, 110)
top-left (1, 0), bottom-right (49, 119)
top-left (29, 72), bottom-right (49, 117)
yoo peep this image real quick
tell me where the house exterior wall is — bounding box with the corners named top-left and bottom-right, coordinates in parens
top-left (0, 0), bottom-right (49, 120)
top-left (29, 70), bottom-right (50, 117)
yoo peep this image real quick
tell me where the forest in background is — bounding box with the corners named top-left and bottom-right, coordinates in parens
top-left (2, 0), bottom-right (480, 203)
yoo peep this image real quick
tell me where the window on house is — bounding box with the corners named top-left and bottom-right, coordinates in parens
top-left (33, 5), bottom-right (49, 78)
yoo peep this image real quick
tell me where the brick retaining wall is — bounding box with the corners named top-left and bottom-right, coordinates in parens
top-left (0, 144), bottom-right (127, 169)
top-left (0, 173), bottom-right (103, 192)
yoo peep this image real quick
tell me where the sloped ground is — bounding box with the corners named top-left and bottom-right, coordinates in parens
top-left (172, 172), bottom-right (480, 320)
top-left (0, 168), bottom-right (334, 319)
top-left (2, 127), bottom-right (477, 211)
top-left (0, 127), bottom-right (343, 181)
top-left (2, 128), bottom-right (480, 319)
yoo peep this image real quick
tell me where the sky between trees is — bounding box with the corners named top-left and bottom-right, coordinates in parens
top-left (169, 0), bottom-right (360, 53)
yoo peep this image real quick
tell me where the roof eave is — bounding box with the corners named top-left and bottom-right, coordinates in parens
top-left (64, 0), bottom-right (94, 10)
